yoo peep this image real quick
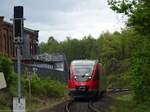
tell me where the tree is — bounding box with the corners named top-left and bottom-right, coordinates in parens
top-left (108, 0), bottom-right (150, 103)
top-left (39, 36), bottom-right (62, 53)
top-left (108, 0), bottom-right (150, 34)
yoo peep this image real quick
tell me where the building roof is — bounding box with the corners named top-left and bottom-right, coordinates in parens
top-left (33, 53), bottom-right (66, 62)
top-left (4, 21), bottom-right (39, 34)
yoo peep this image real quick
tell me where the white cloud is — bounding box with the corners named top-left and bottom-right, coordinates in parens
top-left (0, 0), bottom-right (125, 43)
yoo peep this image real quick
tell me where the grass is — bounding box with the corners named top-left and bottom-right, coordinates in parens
top-left (31, 96), bottom-right (68, 112)
top-left (116, 94), bottom-right (133, 102)
top-left (0, 75), bottom-right (67, 112)
top-left (111, 94), bottom-right (135, 112)
top-left (0, 107), bottom-right (11, 112)
top-left (111, 93), bottom-right (150, 112)
top-left (0, 95), bottom-right (68, 112)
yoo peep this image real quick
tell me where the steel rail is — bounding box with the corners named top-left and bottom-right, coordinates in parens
top-left (64, 100), bottom-right (74, 112)
top-left (88, 100), bottom-right (101, 112)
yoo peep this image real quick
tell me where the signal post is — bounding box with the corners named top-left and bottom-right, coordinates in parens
top-left (12, 6), bottom-right (26, 112)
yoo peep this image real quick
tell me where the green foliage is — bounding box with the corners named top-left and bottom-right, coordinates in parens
top-left (108, 0), bottom-right (150, 107)
top-left (111, 94), bottom-right (135, 112)
top-left (0, 53), bottom-right (13, 84)
top-left (135, 103), bottom-right (150, 112)
top-left (0, 56), bottom-right (66, 110)
top-left (108, 0), bottom-right (150, 34)
top-left (22, 68), bottom-right (66, 97)
top-left (128, 1), bottom-right (150, 34)
top-left (30, 74), bottom-right (66, 97)
top-left (107, 0), bottom-right (138, 15)
top-left (131, 36), bottom-right (150, 103)
top-left (40, 36), bottom-right (62, 53)
top-left (0, 54), bottom-right (15, 109)
top-left (40, 35), bottom-right (97, 63)
top-left (112, 94), bottom-right (150, 112)
top-left (40, 30), bottom-right (137, 90)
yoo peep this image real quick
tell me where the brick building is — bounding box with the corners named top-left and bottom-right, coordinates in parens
top-left (0, 16), bottom-right (39, 61)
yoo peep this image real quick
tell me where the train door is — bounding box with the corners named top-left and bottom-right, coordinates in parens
top-left (99, 64), bottom-right (107, 92)
top-left (96, 64), bottom-right (101, 92)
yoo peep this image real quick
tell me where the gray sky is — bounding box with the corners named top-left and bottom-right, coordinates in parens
top-left (0, 0), bottom-right (125, 43)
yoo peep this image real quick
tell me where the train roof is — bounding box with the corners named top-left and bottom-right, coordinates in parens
top-left (71, 60), bottom-right (98, 66)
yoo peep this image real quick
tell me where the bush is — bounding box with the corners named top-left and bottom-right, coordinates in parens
top-left (131, 37), bottom-right (150, 103)
top-left (30, 74), bottom-right (66, 97)
top-left (10, 68), bottom-right (67, 97)
top-left (0, 54), bottom-right (66, 110)
top-left (0, 53), bottom-right (15, 109)
top-left (0, 53), bottom-right (13, 86)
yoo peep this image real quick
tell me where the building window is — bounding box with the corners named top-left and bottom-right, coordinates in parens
top-left (10, 36), bottom-right (13, 56)
top-left (3, 33), bottom-right (7, 52)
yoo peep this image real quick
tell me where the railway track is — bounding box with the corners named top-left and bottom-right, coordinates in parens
top-left (64, 89), bottom-right (130, 112)
top-left (88, 100), bottom-right (101, 112)
top-left (65, 100), bottom-right (104, 112)
top-left (64, 99), bottom-right (74, 112)
top-left (107, 88), bottom-right (130, 96)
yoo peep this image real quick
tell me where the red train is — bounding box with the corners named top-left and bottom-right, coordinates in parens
top-left (68, 60), bottom-right (107, 98)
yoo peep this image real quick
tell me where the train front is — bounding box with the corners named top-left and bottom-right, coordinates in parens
top-left (68, 60), bottom-right (99, 98)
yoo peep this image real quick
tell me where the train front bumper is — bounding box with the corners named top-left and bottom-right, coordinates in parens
top-left (69, 88), bottom-right (98, 98)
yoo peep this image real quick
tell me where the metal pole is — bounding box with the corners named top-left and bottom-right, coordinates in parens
top-left (17, 45), bottom-right (22, 99)
top-left (28, 72), bottom-right (32, 112)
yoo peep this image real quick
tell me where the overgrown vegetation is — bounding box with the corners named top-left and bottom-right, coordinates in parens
top-left (108, 0), bottom-right (150, 110)
top-left (111, 94), bottom-right (135, 112)
top-left (0, 54), bottom-right (66, 111)
top-left (111, 94), bottom-right (150, 112)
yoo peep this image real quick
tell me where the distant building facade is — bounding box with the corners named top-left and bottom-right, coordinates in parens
top-left (0, 16), bottom-right (68, 74)
top-left (0, 16), bottom-right (39, 60)
top-left (32, 53), bottom-right (67, 71)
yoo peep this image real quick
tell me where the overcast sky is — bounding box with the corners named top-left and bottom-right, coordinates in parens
top-left (0, 0), bottom-right (125, 43)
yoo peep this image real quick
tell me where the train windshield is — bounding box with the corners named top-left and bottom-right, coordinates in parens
top-left (72, 65), bottom-right (93, 76)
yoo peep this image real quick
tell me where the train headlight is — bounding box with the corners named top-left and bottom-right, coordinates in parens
top-left (88, 76), bottom-right (92, 79)
top-left (74, 76), bottom-right (77, 79)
